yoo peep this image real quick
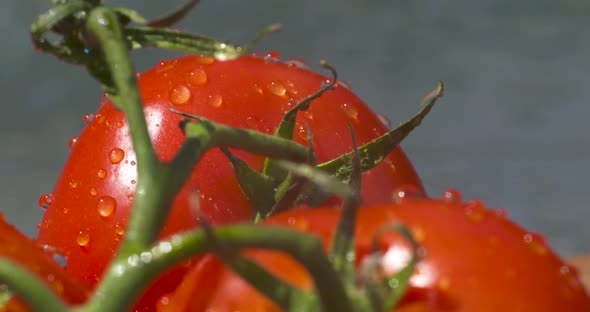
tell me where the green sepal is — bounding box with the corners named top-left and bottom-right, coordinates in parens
top-left (147, 0), bottom-right (201, 28)
top-left (0, 285), bottom-right (11, 307)
top-left (220, 147), bottom-right (277, 219)
top-left (263, 61), bottom-right (337, 179)
top-left (113, 8), bottom-right (148, 26)
top-left (125, 27), bottom-right (243, 60)
top-left (318, 81), bottom-right (445, 180)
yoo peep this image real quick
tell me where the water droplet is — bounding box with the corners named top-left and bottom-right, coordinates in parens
top-left (340, 103), bottom-right (359, 122)
top-left (38, 193), bottom-right (53, 210)
top-left (195, 55), bottom-right (214, 65)
top-left (281, 98), bottom-right (297, 114)
top-left (130, 160), bottom-right (136, 166)
top-left (109, 148), bottom-right (125, 164)
top-left (303, 110), bottom-right (314, 120)
top-left (463, 200), bottom-right (485, 222)
top-left (168, 85), bottom-right (191, 106)
top-left (68, 137), bottom-right (78, 149)
top-left (392, 185), bottom-right (424, 202)
top-left (116, 121), bottom-right (124, 128)
top-left (491, 208), bottom-right (507, 218)
top-left (83, 114), bottom-right (94, 123)
top-left (69, 180), bottom-right (79, 189)
top-left (97, 169), bottom-right (107, 179)
top-left (156, 295), bottom-right (170, 312)
top-left (96, 113), bottom-right (106, 124)
top-left (253, 84), bottom-right (263, 94)
top-left (76, 230), bottom-right (90, 248)
top-left (337, 80), bottom-right (352, 90)
top-left (285, 58), bottom-right (309, 69)
top-left (187, 68), bottom-right (208, 86)
top-left (97, 196), bottom-right (116, 219)
top-left (127, 194), bottom-right (134, 201)
top-left (41, 245), bottom-right (68, 268)
top-left (246, 116), bottom-right (259, 129)
top-left (114, 223), bottom-right (125, 237)
top-left (207, 94), bottom-right (223, 108)
top-left (442, 188), bottom-right (462, 202)
top-left (265, 51), bottom-right (281, 60)
top-left (89, 188), bottom-right (98, 196)
top-left (62, 207), bottom-right (69, 215)
top-left (377, 114), bottom-right (392, 128)
top-left (157, 60), bottom-right (175, 72)
top-left (295, 123), bottom-right (308, 141)
top-left (131, 180), bottom-right (136, 185)
top-left (268, 81), bottom-right (287, 97)
top-left (288, 217), bottom-right (296, 225)
top-left (140, 252), bottom-right (153, 263)
top-left (523, 232), bottom-right (548, 255)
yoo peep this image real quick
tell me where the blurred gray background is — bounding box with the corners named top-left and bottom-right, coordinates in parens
top-left (1, 0), bottom-right (588, 256)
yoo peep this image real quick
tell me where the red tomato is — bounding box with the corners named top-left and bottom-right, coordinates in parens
top-left (36, 54), bottom-right (423, 308)
top-left (0, 214), bottom-right (89, 311)
top-left (161, 197), bottom-right (590, 312)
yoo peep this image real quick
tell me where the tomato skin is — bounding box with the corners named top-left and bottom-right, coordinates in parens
top-left (36, 55), bottom-right (422, 308)
top-left (0, 215), bottom-right (89, 311)
top-left (162, 198), bottom-right (590, 312)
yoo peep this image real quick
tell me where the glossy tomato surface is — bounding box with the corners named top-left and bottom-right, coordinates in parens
top-left (161, 197), bottom-right (590, 312)
top-left (0, 215), bottom-right (89, 311)
top-left (36, 54), bottom-right (423, 306)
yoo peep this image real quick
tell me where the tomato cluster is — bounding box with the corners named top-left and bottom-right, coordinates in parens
top-left (2, 13), bottom-right (590, 311)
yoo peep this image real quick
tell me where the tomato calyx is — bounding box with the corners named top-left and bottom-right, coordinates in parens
top-left (186, 79), bottom-right (444, 222)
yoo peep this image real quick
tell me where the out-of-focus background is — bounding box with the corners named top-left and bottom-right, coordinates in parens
top-left (1, 0), bottom-right (588, 256)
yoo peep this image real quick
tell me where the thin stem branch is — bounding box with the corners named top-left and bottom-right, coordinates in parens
top-left (0, 259), bottom-right (68, 312)
top-left (81, 225), bottom-right (353, 312)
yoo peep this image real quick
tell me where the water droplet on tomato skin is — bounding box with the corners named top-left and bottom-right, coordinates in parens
top-left (337, 80), bottom-right (352, 90)
top-left (377, 114), bottom-right (392, 128)
top-left (89, 188), bottom-right (98, 196)
top-left (340, 103), bottom-right (359, 122)
top-left (268, 81), bottom-right (287, 97)
top-left (207, 94), bottom-right (223, 108)
top-left (116, 121), bottom-right (124, 128)
top-left (264, 51), bottom-right (281, 61)
top-left (187, 68), bottom-right (208, 86)
top-left (83, 113), bottom-right (94, 123)
top-left (285, 58), bottom-right (309, 69)
top-left (156, 294), bottom-right (170, 312)
top-left (523, 232), bottom-right (548, 255)
top-left (168, 84), bottom-right (192, 106)
top-left (38, 193), bottom-right (53, 210)
top-left (97, 196), bottom-right (117, 219)
top-left (97, 169), bottom-right (107, 179)
top-left (442, 188), bottom-right (462, 202)
top-left (114, 224), bottom-right (126, 238)
top-left (41, 244), bottom-right (68, 268)
top-left (463, 200), bottom-right (486, 222)
top-left (109, 148), bottom-right (125, 164)
top-left (195, 55), bottom-right (214, 65)
top-left (281, 98), bottom-right (297, 114)
top-left (392, 185), bottom-right (424, 202)
top-left (69, 180), bottom-right (79, 189)
top-left (68, 136), bottom-right (78, 149)
top-left (491, 208), bottom-right (507, 218)
top-left (76, 231), bottom-right (91, 249)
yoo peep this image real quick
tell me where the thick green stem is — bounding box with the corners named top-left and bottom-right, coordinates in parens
top-left (0, 259), bottom-right (67, 312)
top-left (81, 225), bottom-right (353, 312)
top-left (86, 8), bottom-right (166, 248)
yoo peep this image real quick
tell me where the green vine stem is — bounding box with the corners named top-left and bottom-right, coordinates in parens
top-left (80, 225), bottom-right (353, 312)
top-left (0, 259), bottom-right (67, 312)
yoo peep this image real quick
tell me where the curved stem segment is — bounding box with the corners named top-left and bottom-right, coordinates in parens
top-left (86, 7), bottom-right (164, 247)
top-left (0, 259), bottom-right (67, 312)
top-left (82, 225), bottom-right (353, 312)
